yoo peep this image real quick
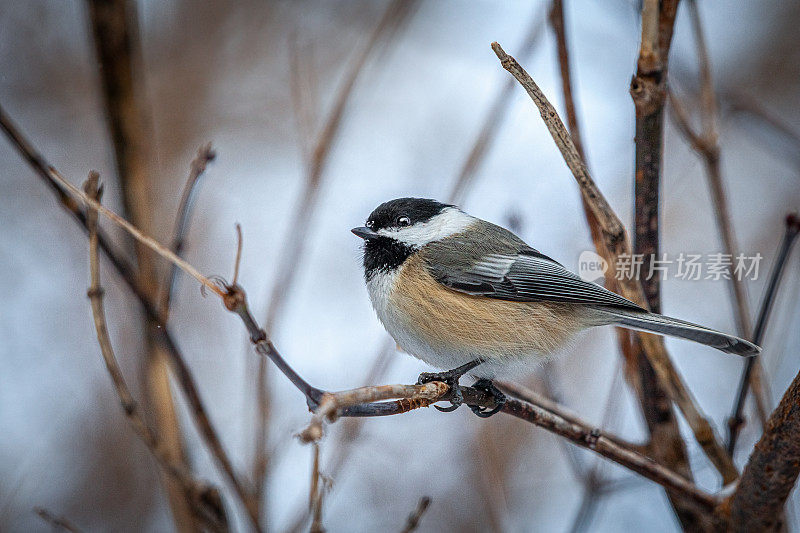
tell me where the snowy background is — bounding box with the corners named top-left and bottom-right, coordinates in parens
top-left (1, 0), bottom-right (799, 531)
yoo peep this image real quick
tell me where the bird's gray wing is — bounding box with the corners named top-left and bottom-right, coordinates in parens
top-left (425, 247), bottom-right (644, 310)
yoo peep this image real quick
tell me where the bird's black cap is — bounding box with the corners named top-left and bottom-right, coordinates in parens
top-left (365, 198), bottom-right (453, 231)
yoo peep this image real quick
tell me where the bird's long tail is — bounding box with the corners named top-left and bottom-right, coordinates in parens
top-left (591, 307), bottom-right (760, 357)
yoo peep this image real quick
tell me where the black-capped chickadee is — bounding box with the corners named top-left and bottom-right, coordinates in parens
top-left (352, 198), bottom-right (759, 417)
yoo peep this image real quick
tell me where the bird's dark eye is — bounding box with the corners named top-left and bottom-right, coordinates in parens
top-left (397, 216), bottom-right (411, 227)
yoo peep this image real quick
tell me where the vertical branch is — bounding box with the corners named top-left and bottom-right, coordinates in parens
top-left (549, 1), bottom-right (696, 521)
top-left (84, 1), bottom-right (194, 530)
top-left (547, 9), bottom-right (691, 512)
top-left (492, 36), bottom-right (737, 525)
top-left (630, 0), bottom-right (680, 314)
top-left (628, 2), bottom-right (738, 524)
top-left (83, 172), bottom-right (228, 533)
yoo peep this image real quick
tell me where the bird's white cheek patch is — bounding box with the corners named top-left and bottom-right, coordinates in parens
top-left (377, 208), bottom-right (475, 247)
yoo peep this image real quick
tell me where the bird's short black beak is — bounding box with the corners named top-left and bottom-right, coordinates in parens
top-left (351, 226), bottom-right (379, 240)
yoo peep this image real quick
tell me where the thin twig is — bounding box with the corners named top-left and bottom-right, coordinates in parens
top-left (491, 41), bottom-right (738, 484)
top-left (232, 223), bottom-right (243, 286)
top-left (159, 143), bottom-right (216, 318)
top-left (400, 497), bottom-right (431, 533)
top-left (49, 167), bottom-right (225, 298)
top-left (727, 214), bottom-right (800, 454)
top-left (34, 508), bottom-right (82, 533)
top-left (298, 383), bottom-right (449, 443)
top-left (309, 443), bottom-right (329, 533)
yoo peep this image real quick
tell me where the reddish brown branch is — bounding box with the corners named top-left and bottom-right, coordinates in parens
top-left (719, 366), bottom-right (800, 531)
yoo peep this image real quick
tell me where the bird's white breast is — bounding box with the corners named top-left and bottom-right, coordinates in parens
top-left (365, 254), bottom-right (585, 379)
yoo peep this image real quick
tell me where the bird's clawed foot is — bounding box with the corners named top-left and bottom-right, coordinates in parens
top-left (468, 378), bottom-right (506, 418)
top-left (417, 359), bottom-right (483, 413)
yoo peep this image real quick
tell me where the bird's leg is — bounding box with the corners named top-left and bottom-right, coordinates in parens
top-left (417, 359), bottom-right (483, 413)
top-left (468, 379), bottom-right (506, 418)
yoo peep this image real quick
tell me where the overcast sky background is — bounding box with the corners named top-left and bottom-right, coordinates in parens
top-left (1, 1), bottom-right (799, 531)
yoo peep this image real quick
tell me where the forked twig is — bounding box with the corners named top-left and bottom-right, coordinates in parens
top-left (0, 106), bottom-right (258, 531)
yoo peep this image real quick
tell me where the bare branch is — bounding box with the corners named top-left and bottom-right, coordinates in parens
top-left (83, 172), bottom-right (228, 533)
top-left (0, 106), bottom-right (258, 531)
top-left (721, 366), bottom-right (800, 531)
top-left (728, 214), bottom-right (800, 454)
top-left (491, 41), bottom-right (737, 485)
top-left (160, 143), bottom-right (216, 318)
top-left (308, 443), bottom-right (330, 533)
top-left (48, 167), bottom-right (225, 298)
top-left (298, 383), bottom-right (449, 443)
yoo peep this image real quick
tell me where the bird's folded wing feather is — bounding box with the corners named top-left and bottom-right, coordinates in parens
top-left (426, 248), bottom-right (644, 310)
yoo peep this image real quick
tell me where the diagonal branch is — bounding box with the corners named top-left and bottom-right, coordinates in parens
top-left (0, 105), bottom-right (260, 532)
top-left (490, 41), bottom-right (738, 485)
top-left (83, 173), bottom-right (227, 533)
top-left (720, 365), bottom-right (800, 531)
top-left (547, 4), bottom-right (693, 525)
top-left (727, 215), bottom-right (800, 454)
